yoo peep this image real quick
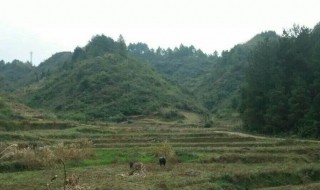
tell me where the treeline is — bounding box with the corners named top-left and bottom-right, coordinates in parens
top-left (128, 43), bottom-right (218, 89)
top-left (240, 23), bottom-right (320, 138)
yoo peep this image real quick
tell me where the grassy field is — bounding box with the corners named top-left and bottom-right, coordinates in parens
top-left (1, 114), bottom-right (320, 190)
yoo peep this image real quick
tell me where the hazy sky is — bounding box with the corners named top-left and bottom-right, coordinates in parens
top-left (1, 0), bottom-right (320, 65)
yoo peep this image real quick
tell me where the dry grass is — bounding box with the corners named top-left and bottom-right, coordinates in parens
top-left (1, 118), bottom-right (320, 189)
top-left (54, 139), bottom-right (94, 162)
top-left (15, 147), bottom-right (56, 169)
top-left (0, 139), bottom-right (94, 171)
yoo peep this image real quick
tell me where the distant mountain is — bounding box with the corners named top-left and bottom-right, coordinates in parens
top-left (24, 35), bottom-right (202, 122)
top-left (128, 43), bottom-right (218, 91)
top-left (0, 31), bottom-right (280, 123)
top-left (128, 31), bottom-right (279, 114)
top-left (0, 60), bottom-right (37, 92)
top-left (194, 31), bottom-right (279, 112)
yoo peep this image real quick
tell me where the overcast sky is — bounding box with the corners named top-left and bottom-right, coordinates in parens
top-left (1, 0), bottom-right (320, 65)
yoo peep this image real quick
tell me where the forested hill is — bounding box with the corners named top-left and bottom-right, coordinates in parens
top-left (193, 31), bottom-right (278, 113)
top-left (1, 23), bottom-right (320, 139)
top-left (128, 43), bottom-right (218, 90)
top-left (240, 23), bottom-right (320, 138)
top-left (0, 60), bottom-right (37, 92)
top-left (37, 51), bottom-right (72, 75)
top-left (0, 31), bottom-right (280, 123)
top-left (23, 35), bottom-right (203, 122)
top-left (128, 31), bottom-right (279, 113)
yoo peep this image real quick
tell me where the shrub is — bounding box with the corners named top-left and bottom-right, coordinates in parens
top-left (150, 142), bottom-right (177, 163)
top-left (204, 120), bottom-right (214, 128)
top-left (158, 109), bottom-right (185, 121)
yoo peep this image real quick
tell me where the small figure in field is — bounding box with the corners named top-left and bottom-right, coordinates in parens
top-left (159, 157), bottom-right (166, 167)
top-left (129, 161), bottom-right (143, 171)
top-left (128, 161), bottom-right (146, 176)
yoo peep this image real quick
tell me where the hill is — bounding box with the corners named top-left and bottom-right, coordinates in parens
top-left (0, 60), bottom-right (37, 92)
top-left (128, 31), bottom-right (279, 115)
top-left (128, 43), bottom-right (218, 91)
top-left (194, 31), bottom-right (279, 112)
top-left (24, 35), bottom-right (203, 122)
top-left (0, 96), bottom-right (20, 121)
top-left (37, 51), bottom-right (72, 75)
top-left (0, 32), bottom-right (280, 123)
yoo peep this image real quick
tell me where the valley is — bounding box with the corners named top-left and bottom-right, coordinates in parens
top-left (1, 23), bottom-right (320, 189)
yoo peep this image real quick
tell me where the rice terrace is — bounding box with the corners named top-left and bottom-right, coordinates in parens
top-left (1, 108), bottom-right (320, 189)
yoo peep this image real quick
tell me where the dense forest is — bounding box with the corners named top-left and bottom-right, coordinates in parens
top-left (240, 23), bottom-right (320, 138)
top-left (128, 31), bottom-right (278, 113)
top-left (0, 23), bottom-right (319, 138)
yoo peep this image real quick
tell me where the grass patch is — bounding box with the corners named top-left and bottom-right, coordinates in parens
top-left (0, 133), bottom-right (38, 141)
top-left (212, 168), bottom-right (320, 189)
top-left (76, 127), bottom-right (114, 134)
top-left (209, 153), bottom-right (307, 164)
top-left (176, 151), bottom-right (200, 162)
top-left (0, 120), bottom-right (75, 131)
top-left (67, 149), bottom-right (155, 167)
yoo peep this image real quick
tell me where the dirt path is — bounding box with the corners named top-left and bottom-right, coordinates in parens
top-left (213, 130), bottom-right (320, 143)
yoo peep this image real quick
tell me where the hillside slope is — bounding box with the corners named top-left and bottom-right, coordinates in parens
top-left (0, 60), bottom-right (37, 92)
top-left (128, 31), bottom-right (279, 113)
top-left (24, 35), bottom-right (202, 121)
top-left (196, 31), bottom-right (279, 114)
top-left (37, 51), bottom-right (72, 75)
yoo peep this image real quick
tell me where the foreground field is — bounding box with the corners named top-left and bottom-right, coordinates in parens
top-left (1, 117), bottom-right (320, 190)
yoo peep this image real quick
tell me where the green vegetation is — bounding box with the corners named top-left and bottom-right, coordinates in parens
top-left (128, 31), bottom-right (279, 116)
top-left (36, 51), bottom-right (72, 78)
top-left (1, 120), bottom-right (320, 189)
top-left (23, 35), bottom-right (203, 122)
top-left (0, 97), bottom-right (17, 120)
top-left (241, 23), bottom-right (320, 138)
top-left (1, 22), bottom-right (320, 189)
top-left (0, 60), bottom-right (37, 92)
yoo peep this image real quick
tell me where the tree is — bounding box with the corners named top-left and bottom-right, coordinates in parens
top-left (72, 47), bottom-right (86, 62)
top-left (241, 24), bottom-right (320, 138)
top-left (85, 35), bottom-right (116, 57)
top-left (241, 38), bottom-right (279, 133)
top-left (117, 34), bottom-right (127, 56)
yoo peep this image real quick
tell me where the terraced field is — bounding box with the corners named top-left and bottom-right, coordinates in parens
top-left (1, 118), bottom-right (320, 189)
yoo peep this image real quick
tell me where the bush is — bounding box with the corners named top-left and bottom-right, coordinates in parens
top-left (204, 120), bottom-right (214, 128)
top-left (150, 143), bottom-right (177, 163)
top-left (158, 109), bottom-right (185, 121)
